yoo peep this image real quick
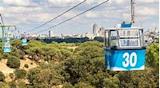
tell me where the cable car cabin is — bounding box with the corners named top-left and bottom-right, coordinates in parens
top-left (3, 38), bottom-right (11, 53)
top-left (104, 27), bottom-right (146, 71)
top-left (21, 38), bottom-right (28, 46)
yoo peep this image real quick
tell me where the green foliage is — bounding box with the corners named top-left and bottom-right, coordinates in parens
top-left (7, 56), bottom-right (20, 68)
top-left (0, 82), bottom-right (9, 88)
top-left (62, 83), bottom-right (74, 88)
top-left (10, 47), bottom-right (21, 59)
top-left (25, 41), bottom-right (73, 62)
top-left (0, 40), bottom-right (158, 88)
top-left (11, 40), bottom-right (21, 47)
top-left (61, 41), bottom-right (120, 88)
top-left (74, 82), bottom-right (94, 88)
top-left (24, 64), bottom-right (29, 68)
top-left (14, 69), bottom-right (27, 79)
top-left (9, 81), bottom-right (17, 88)
top-left (0, 71), bottom-right (5, 82)
top-left (0, 52), bottom-right (3, 61)
top-left (59, 48), bottom-right (72, 60)
top-left (2, 53), bottom-right (10, 59)
top-left (16, 81), bottom-right (27, 88)
top-left (27, 63), bottom-right (64, 88)
top-left (115, 67), bottom-right (158, 88)
top-left (132, 68), bottom-right (158, 88)
top-left (146, 43), bottom-right (159, 68)
top-left (74, 41), bottom-right (103, 58)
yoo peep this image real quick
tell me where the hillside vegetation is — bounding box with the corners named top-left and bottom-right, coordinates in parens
top-left (0, 40), bottom-right (158, 88)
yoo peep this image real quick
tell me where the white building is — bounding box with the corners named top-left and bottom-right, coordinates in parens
top-left (93, 24), bottom-right (99, 36)
top-left (84, 33), bottom-right (95, 39)
top-left (48, 30), bottom-right (54, 38)
top-left (93, 24), bottom-right (105, 37)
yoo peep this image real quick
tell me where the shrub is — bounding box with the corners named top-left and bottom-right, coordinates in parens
top-left (0, 71), bottom-right (5, 82)
top-left (62, 83), bottom-right (74, 88)
top-left (7, 56), bottom-right (20, 68)
top-left (17, 81), bottom-right (27, 88)
top-left (24, 64), bottom-right (29, 68)
top-left (2, 53), bottom-right (10, 59)
top-left (0, 53), bottom-right (3, 61)
top-left (146, 43), bottom-right (159, 68)
top-left (27, 65), bottom-right (63, 88)
top-left (10, 48), bottom-right (21, 59)
top-left (14, 69), bottom-right (27, 79)
top-left (74, 82), bottom-right (94, 88)
top-left (9, 81), bottom-right (17, 88)
top-left (0, 82), bottom-right (9, 88)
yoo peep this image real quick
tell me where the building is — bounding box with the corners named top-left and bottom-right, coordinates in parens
top-left (48, 30), bottom-right (54, 38)
top-left (144, 28), bottom-right (159, 44)
top-left (98, 27), bottom-right (105, 37)
top-left (93, 24), bottom-right (99, 36)
top-left (84, 32), bottom-right (95, 39)
top-left (93, 24), bottom-right (105, 37)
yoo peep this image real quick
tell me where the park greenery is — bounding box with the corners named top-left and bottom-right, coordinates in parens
top-left (0, 40), bottom-right (158, 88)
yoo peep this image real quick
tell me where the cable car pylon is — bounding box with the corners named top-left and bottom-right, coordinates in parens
top-left (0, 13), bottom-right (17, 53)
top-left (0, 24), bottom-right (16, 53)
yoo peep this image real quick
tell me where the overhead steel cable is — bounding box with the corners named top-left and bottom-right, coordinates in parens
top-left (29, 0), bottom-right (87, 31)
top-left (36, 0), bottom-right (109, 34)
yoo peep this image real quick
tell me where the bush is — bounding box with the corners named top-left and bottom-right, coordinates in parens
top-left (62, 83), bottom-right (74, 88)
top-left (146, 43), bottom-right (159, 68)
top-left (10, 47), bottom-right (21, 59)
top-left (24, 64), bottom-right (29, 68)
top-left (0, 53), bottom-right (3, 61)
top-left (0, 71), bottom-right (5, 82)
top-left (27, 65), bottom-right (63, 88)
top-left (74, 82), bottom-right (94, 88)
top-left (7, 56), bottom-right (20, 68)
top-left (17, 80), bottom-right (27, 88)
top-left (0, 82), bottom-right (9, 88)
top-left (2, 53), bottom-right (10, 59)
top-left (14, 69), bottom-right (27, 79)
top-left (9, 81), bottom-right (17, 88)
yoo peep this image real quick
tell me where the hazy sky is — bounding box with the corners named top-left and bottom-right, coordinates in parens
top-left (0, 0), bottom-right (159, 35)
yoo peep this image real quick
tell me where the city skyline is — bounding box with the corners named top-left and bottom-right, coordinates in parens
top-left (0, 0), bottom-right (159, 35)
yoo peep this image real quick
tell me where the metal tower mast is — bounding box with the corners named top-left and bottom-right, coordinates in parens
top-left (131, 0), bottom-right (135, 23)
top-left (0, 13), bottom-right (4, 24)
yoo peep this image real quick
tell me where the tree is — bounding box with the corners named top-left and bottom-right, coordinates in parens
top-left (14, 69), bottom-right (27, 79)
top-left (9, 81), bottom-right (17, 88)
top-left (61, 41), bottom-right (120, 88)
top-left (7, 56), bottom-right (20, 68)
top-left (0, 82), bottom-right (9, 88)
top-left (62, 83), bottom-right (74, 88)
top-left (74, 82), bottom-right (94, 88)
top-left (0, 71), bottom-right (5, 82)
top-left (146, 43), bottom-right (159, 69)
top-left (94, 37), bottom-right (104, 42)
top-left (16, 81), bottom-right (27, 88)
top-left (27, 63), bottom-right (64, 88)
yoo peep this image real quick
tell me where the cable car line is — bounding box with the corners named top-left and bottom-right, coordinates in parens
top-left (29, 0), bottom-right (87, 31)
top-left (36, 0), bottom-right (109, 34)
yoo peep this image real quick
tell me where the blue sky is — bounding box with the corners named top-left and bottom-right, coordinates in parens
top-left (0, 0), bottom-right (159, 35)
